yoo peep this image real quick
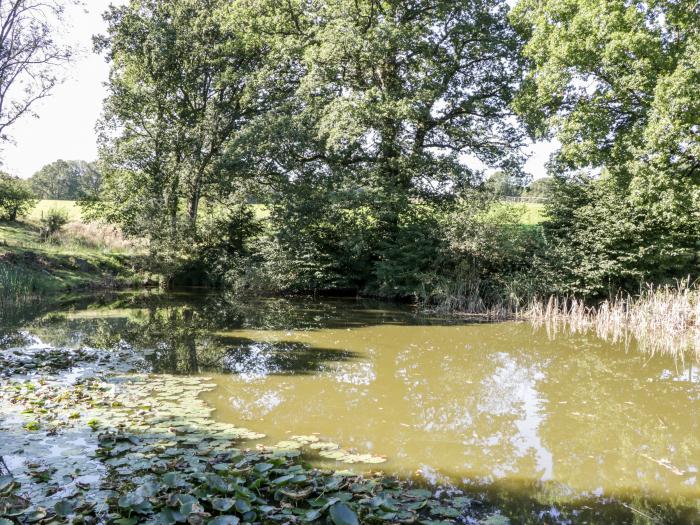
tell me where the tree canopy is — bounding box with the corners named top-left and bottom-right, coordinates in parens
top-left (81, 0), bottom-right (700, 302)
top-left (29, 160), bottom-right (100, 200)
top-left (511, 0), bottom-right (700, 295)
top-left (0, 1), bottom-right (75, 143)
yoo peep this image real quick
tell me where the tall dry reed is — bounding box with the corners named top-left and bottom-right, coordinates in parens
top-left (54, 221), bottom-right (144, 252)
top-left (525, 281), bottom-right (700, 359)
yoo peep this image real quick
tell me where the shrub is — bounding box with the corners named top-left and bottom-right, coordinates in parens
top-left (0, 173), bottom-right (37, 221)
top-left (40, 208), bottom-right (69, 241)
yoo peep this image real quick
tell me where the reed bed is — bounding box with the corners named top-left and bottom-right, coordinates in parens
top-left (0, 265), bottom-right (41, 313)
top-left (526, 281), bottom-right (700, 360)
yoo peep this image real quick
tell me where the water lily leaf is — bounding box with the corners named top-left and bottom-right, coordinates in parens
top-left (157, 508), bottom-right (184, 524)
top-left (275, 440), bottom-right (303, 450)
top-left (290, 435), bottom-right (319, 444)
top-left (137, 480), bottom-right (161, 498)
top-left (481, 515), bottom-right (510, 525)
top-left (406, 489), bottom-right (432, 499)
top-left (163, 472), bottom-right (184, 487)
top-left (253, 462), bottom-right (273, 473)
top-left (168, 493), bottom-right (197, 507)
top-left (309, 442), bottom-right (340, 451)
top-left (211, 498), bottom-right (235, 512)
top-left (234, 499), bottom-right (251, 513)
top-left (430, 506), bottom-right (460, 518)
top-left (118, 492), bottom-right (144, 508)
top-left (114, 519), bottom-right (139, 525)
top-left (329, 502), bottom-right (359, 525)
top-left (271, 474), bottom-right (295, 485)
top-left (205, 473), bottom-right (228, 492)
top-left (208, 517), bottom-right (240, 525)
top-left (0, 518), bottom-right (13, 525)
top-left (180, 500), bottom-right (204, 516)
top-left (304, 509), bottom-right (322, 522)
top-left (25, 509), bottom-right (48, 523)
top-left (54, 499), bottom-right (74, 517)
top-left (0, 476), bottom-right (15, 493)
top-left (452, 496), bottom-right (472, 508)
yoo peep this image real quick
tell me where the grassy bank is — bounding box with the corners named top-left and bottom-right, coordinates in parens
top-left (0, 201), bottom-right (152, 301)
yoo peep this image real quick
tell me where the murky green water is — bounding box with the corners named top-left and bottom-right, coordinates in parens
top-left (3, 291), bottom-right (699, 523)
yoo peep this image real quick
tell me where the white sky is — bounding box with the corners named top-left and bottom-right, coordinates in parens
top-left (0, 0), bottom-right (555, 180)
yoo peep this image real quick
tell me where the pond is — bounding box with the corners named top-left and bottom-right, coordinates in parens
top-left (1, 290), bottom-right (699, 523)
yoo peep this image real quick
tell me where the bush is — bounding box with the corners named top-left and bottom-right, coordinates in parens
top-left (0, 173), bottom-right (37, 221)
top-left (540, 172), bottom-right (700, 297)
top-left (40, 208), bottom-right (69, 241)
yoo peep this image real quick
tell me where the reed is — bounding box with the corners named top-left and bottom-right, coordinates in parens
top-left (525, 280), bottom-right (700, 359)
top-left (418, 276), bottom-right (519, 320)
top-left (0, 264), bottom-right (41, 312)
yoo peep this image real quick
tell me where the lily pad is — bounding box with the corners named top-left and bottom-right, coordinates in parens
top-left (329, 502), bottom-right (359, 525)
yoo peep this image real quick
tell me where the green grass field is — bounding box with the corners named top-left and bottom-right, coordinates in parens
top-left (519, 203), bottom-right (546, 225)
top-left (28, 200), bottom-right (83, 222)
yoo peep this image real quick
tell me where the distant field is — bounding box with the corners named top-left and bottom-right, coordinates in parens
top-left (28, 200), bottom-right (82, 222)
top-left (24, 200), bottom-right (545, 226)
top-left (520, 203), bottom-right (546, 225)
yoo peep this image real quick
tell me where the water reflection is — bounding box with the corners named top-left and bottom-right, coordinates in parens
top-left (3, 291), bottom-right (700, 523)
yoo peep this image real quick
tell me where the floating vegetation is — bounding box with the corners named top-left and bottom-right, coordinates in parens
top-left (258, 436), bottom-right (387, 466)
top-left (0, 331), bottom-right (506, 524)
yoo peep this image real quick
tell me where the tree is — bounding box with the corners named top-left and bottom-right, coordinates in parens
top-left (523, 177), bottom-right (553, 200)
top-left (0, 172), bottom-right (36, 220)
top-left (86, 0), bottom-right (264, 270)
top-left (484, 171), bottom-right (525, 198)
top-left (511, 0), bottom-right (700, 294)
top-left (228, 0), bottom-right (527, 291)
top-left (29, 160), bottom-right (100, 199)
top-left (0, 1), bottom-right (74, 143)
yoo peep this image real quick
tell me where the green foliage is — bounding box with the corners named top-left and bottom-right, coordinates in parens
top-left (373, 206), bottom-right (447, 299)
top-left (512, 0), bottom-right (700, 296)
top-left (29, 160), bottom-right (100, 200)
top-left (39, 208), bottom-right (69, 241)
top-left (540, 172), bottom-right (700, 296)
top-left (84, 0), bottom-right (699, 305)
top-left (0, 173), bottom-right (36, 221)
top-left (86, 0), bottom-right (264, 278)
top-left (221, 0), bottom-right (529, 299)
top-left (523, 178), bottom-right (554, 200)
top-left (484, 171), bottom-right (526, 198)
top-left (0, 265), bottom-right (41, 310)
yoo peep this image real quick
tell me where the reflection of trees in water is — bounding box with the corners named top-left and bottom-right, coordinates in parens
top-left (14, 292), bottom-right (367, 375)
top-left (389, 345), bottom-right (546, 483)
top-left (535, 339), bottom-right (700, 499)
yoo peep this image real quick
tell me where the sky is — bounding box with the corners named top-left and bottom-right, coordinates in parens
top-left (0, 1), bottom-right (555, 180)
top-left (0, 0), bottom-right (118, 179)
